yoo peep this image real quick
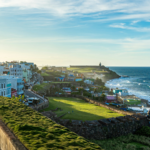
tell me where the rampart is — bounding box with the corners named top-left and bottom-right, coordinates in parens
top-left (41, 95), bottom-right (149, 140)
top-left (70, 65), bottom-right (100, 68)
top-left (0, 120), bottom-right (27, 150)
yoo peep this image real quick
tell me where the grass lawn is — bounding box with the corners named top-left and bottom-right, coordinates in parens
top-left (32, 83), bottom-right (48, 91)
top-left (0, 97), bottom-right (101, 150)
top-left (51, 82), bottom-right (71, 83)
top-left (124, 99), bottom-right (142, 105)
top-left (42, 97), bottom-right (124, 121)
top-left (67, 67), bottom-right (108, 73)
top-left (41, 72), bottom-right (49, 76)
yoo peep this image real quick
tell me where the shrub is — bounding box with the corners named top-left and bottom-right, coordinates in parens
top-left (135, 126), bottom-right (150, 137)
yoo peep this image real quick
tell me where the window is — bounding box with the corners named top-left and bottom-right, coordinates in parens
top-left (1, 84), bottom-right (3, 88)
top-left (1, 91), bottom-right (3, 96)
top-left (4, 84), bottom-right (5, 88)
top-left (4, 91), bottom-right (5, 96)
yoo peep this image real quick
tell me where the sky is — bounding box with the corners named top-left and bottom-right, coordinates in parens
top-left (1, 0), bottom-right (150, 66)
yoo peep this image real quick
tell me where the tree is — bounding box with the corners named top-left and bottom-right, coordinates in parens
top-left (94, 78), bottom-right (104, 86)
top-left (71, 86), bottom-right (76, 91)
top-left (99, 93), bottom-right (106, 102)
top-left (37, 70), bottom-right (41, 74)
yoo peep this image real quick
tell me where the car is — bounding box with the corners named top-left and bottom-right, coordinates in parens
top-left (27, 97), bottom-right (40, 104)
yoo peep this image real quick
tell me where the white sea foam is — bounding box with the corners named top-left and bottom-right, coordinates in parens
top-left (105, 78), bottom-right (150, 102)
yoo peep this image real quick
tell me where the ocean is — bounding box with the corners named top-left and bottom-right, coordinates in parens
top-left (105, 67), bottom-right (150, 102)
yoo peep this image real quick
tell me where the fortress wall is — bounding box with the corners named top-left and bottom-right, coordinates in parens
top-left (0, 120), bottom-right (27, 150)
top-left (70, 66), bottom-right (100, 68)
top-left (41, 95), bottom-right (149, 140)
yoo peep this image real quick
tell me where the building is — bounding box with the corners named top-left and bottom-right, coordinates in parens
top-left (112, 89), bottom-right (128, 94)
top-left (0, 79), bottom-right (11, 98)
top-left (11, 88), bottom-right (17, 97)
top-left (62, 87), bottom-right (71, 94)
top-left (118, 89), bottom-right (128, 96)
top-left (84, 79), bottom-right (93, 85)
top-left (20, 62), bottom-right (34, 67)
top-left (68, 74), bottom-right (75, 81)
top-left (0, 66), bottom-right (4, 75)
top-left (75, 77), bottom-right (82, 82)
top-left (17, 78), bottom-right (24, 96)
top-left (0, 75), bottom-right (24, 97)
top-left (105, 95), bottom-right (116, 103)
top-left (55, 77), bottom-right (65, 82)
top-left (10, 64), bottom-right (23, 79)
top-left (23, 69), bottom-right (32, 83)
top-left (20, 64), bottom-right (30, 70)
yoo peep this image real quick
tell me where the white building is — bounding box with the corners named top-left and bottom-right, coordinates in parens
top-left (10, 64), bottom-right (23, 79)
top-left (20, 64), bottom-right (30, 70)
top-left (17, 78), bottom-right (24, 95)
top-left (118, 89), bottom-right (128, 96)
top-left (84, 80), bottom-right (93, 85)
top-left (0, 66), bottom-right (4, 75)
top-left (0, 75), bottom-right (24, 96)
top-left (0, 79), bottom-right (11, 97)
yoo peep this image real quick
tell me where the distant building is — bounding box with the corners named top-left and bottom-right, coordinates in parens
top-left (105, 95), bottom-right (116, 103)
top-left (84, 79), bottom-right (93, 85)
top-left (0, 79), bottom-right (11, 98)
top-left (10, 64), bottom-right (23, 79)
top-left (75, 77), bottom-right (82, 82)
top-left (55, 77), bottom-right (65, 82)
top-left (62, 87), bottom-right (71, 94)
top-left (118, 89), bottom-right (128, 96)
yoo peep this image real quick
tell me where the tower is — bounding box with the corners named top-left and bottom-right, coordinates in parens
top-left (99, 62), bottom-right (101, 67)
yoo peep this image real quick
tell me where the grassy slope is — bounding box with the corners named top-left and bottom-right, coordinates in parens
top-left (91, 134), bottom-right (150, 150)
top-left (42, 97), bottom-right (124, 121)
top-left (32, 83), bottom-right (48, 91)
top-left (0, 97), bottom-right (101, 150)
top-left (67, 67), bottom-right (108, 73)
top-left (41, 73), bottom-right (49, 76)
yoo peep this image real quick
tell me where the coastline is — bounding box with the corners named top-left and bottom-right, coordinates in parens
top-left (105, 76), bottom-right (150, 108)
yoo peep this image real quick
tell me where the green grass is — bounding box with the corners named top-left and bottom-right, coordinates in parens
top-left (0, 96), bottom-right (101, 150)
top-left (32, 83), bottom-right (48, 91)
top-left (124, 100), bottom-right (142, 105)
top-left (42, 97), bottom-right (124, 121)
top-left (41, 73), bottom-right (49, 76)
top-left (51, 82), bottom-right (71, 83)
top-left (91, 134), bottom-right (150, 150)
top-left (67, 67), bottom-right (108, 73)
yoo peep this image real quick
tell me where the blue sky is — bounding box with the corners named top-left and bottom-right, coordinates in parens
top-left (1, 0), bottom-right (150, 66)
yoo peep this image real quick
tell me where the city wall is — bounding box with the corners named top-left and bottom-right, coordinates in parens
top-left (41, 95), bottom-right (149, 140)
top-left (0, 120), bottom-right (27, 150)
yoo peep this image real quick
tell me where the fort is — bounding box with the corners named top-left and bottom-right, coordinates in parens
top-left (70, 63), bottom-right (102, 68)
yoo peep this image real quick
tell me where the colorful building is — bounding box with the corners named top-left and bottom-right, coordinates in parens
top-left (105, 95), bottom-right (116, 103)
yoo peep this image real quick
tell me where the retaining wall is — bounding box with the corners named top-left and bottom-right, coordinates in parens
top-left (0, 120), bottom-right (27, 150)
top-left (41, 95), bottom-right (149, 140)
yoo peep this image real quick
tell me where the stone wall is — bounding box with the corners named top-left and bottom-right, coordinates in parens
top-left (0, 120), bottom-right (27, 150)
top-left (41, 95), bottom-right (150, 140)
top-left (42, 111), bottom-right (149, 140)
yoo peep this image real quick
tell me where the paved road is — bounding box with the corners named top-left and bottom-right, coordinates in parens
top-left (24, 89), bottom-right (44, 105)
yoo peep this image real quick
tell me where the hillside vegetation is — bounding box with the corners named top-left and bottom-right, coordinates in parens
top-left (0, 96), bottom-right (101, 150)
top-left (67, 67), bottom-right (108, 73)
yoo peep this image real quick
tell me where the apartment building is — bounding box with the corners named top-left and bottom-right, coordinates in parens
top-left (10, 64), bottom-right (23, 79)
top-left (0, 79), bottom-right (11, 97)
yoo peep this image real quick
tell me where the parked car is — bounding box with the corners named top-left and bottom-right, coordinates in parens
top-left (27, 97), bottom-right (40, 104)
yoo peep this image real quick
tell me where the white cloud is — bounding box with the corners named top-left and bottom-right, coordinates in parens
top-left (109, 23), bottom-right (150, 32)
top-left (0, 0), bottom-right (150, 20)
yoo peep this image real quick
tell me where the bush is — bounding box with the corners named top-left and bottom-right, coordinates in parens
top-left (135, 126), bottom-right (150, 137)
